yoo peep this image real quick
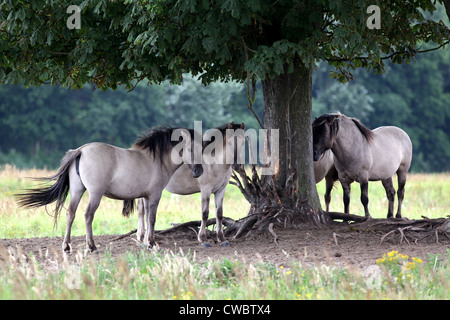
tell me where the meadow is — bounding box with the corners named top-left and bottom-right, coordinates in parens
top-left (0, 165), bottom-right (449, 300)
top-left (1, 165), bottom-right (448, 239)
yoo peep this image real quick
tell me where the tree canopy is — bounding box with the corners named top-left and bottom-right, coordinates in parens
top-left (1, 0), bottom-right (450, 224)
top-left (1, 1), bottom-right (449, 87)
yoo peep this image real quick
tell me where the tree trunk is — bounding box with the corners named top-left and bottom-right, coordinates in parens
top-left (443, 0), bottom-right (450, 22)
top-left (229, 63), bottom-right (330, 238)
top-left (262, 64), bottom-right (321, 206)
top-left (262, 63), bottom-right (328, 223)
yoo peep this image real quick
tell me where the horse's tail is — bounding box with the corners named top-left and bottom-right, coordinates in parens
top-left (16, 149), bottom-right (82, 221)
top-left (122, 199), bottom-right (135, 217)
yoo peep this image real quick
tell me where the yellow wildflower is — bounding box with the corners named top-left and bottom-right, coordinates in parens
top-left (387, 250), bottom-right (398, 257)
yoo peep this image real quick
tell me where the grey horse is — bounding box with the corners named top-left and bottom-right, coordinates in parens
top-left (313, 113), bottom-right (412, 219)
top-left (17, 127), bottom-right (204, 252)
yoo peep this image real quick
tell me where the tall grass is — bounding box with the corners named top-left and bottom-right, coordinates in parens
top-left (1, 166), bottom-right (449, 239)
top-left (0, 165), bottom-right (248, 238)
top-left (0, 245), bottom-right (449, 300)
top-left (1, 166), bottom-right (450, 300)
top-left (316, 172), bottom-right (450, 219)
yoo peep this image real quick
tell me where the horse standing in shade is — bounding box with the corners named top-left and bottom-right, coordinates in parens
top-left (314, 150), bottom-right (338, 212)
top-left (312, 113), bottom-right (412, 219)
top-left (17, 127), bottom-right (204, 251)
top-left (129, 122), bottom-right (246, 247)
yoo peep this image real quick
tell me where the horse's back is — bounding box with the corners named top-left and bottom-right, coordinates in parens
top-left (165, 164), bottom-right (202, 195)
top-left (373, 126), bottom-right (412, 157)
top-left (314, 150), bottom-right (334, 183)
top-left (370, 126), bottom-right (412, 179)
top-left (76, 142), bottom-right (161, 198)
top-left (165, 164), bottom-right (232, 195)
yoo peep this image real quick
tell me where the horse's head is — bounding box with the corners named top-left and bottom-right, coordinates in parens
top-left (175, 129), bottom-right (204, 178)
top-left (201, 122), bottom-right (245, 168)
top-left (312, 114), bottom-right (340, 162)
top-left (225, 122), bottom-right (246, 170)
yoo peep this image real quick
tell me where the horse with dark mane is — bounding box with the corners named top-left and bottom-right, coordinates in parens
top-left (17, 127), bottom-right (204, 251)
top-left (313, 113), bottom-right (412, 219)
top-left (313, 150), bottom-right (338, 212)
top-left (130, 122), bottom-right (246, 247)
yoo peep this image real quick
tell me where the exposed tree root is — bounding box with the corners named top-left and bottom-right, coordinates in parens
top-left (353, 215), bottom-right (450, 245)
top-left (111, 212), bottom-right (450, 247)
top-left (328, 211), bottom-right (367, 222)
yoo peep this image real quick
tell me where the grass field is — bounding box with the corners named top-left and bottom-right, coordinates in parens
top-left (0, 165), bottom-right (448, 239)
top-left (0, 165), bottom-right (449, 300)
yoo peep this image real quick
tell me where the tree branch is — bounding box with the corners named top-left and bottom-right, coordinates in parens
top-left (326, 40), bottom-right (450, 63)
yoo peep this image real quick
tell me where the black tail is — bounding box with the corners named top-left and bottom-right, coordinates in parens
top-left (122, 199), bottom-right (136, 217)
top-left (16, 149), bottom-right (82, 222)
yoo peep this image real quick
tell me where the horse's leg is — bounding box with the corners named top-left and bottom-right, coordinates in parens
top-left (198, 190), bottom-right (211, 247)
top-left (360, 181), bottom-right (371, 219)
top-left (62, 187), bottom-right (85, 252)
top-left (62, 168), bottom-right (85, 252)
top-left (340, 180), bottom-right (351, 214)
top-left (136, 198), bottom-right (145, 242)
top-left (144, 191), bottom-right (162, 248)
top-left (84, 193), bottom-right (103, 252)
top-left (214, 187), bottom-right (228, 246)
top-left (84, 194), bottom-right (102, 252)
top-left (324, 167), bottom-right (338, 212)
top-left (396, 170), bottom-right (407, 218)
top-left (381, 177), bottom-right (396, 218)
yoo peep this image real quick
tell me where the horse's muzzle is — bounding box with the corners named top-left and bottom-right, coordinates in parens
top-left (313, 150), bottom-right (321, 162)
top-left (191, 166), bottom-right (204, 178)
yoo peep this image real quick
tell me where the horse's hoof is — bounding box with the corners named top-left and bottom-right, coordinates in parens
top-left (62, 244), bottom-right (72, 253)
top-left (220, 241), bottom-right (230, 247)
top-left (201, 242), bottom-right (211, 247)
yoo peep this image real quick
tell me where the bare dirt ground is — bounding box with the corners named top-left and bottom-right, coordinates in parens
top-left (1, 220), bottom-right (449, 271)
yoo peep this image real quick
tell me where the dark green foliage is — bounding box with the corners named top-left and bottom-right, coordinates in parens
top-left (0, 2), bottom-right (449, 172)
top-left (1, 1), bottom-right (449, 87)
top-left (0, 77), bottom-right (263, 168)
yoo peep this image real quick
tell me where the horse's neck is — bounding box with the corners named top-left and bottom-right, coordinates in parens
top-left (148, 149), bottom-right (183, 175)
top-left (332, 121), bottom-right (371, 164)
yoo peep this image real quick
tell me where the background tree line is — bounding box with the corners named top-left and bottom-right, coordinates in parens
top-left (0, 44), bottom-right (449, 172)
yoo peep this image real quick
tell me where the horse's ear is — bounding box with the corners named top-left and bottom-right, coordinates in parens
top-left (180, 129), bottom-right (192, 144)
top-left (240, 123), bottom-right (245, 129)
top-left (327, 114), bottom-right (339, 125)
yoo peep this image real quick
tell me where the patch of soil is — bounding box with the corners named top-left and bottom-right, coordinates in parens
top-left (1, 221), bottom-right (449, 271)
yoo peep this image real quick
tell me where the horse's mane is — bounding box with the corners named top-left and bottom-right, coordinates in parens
top-left (204, 122), bottom-right (245, 146)
top-left (350, 117), bottom-right (374, 142)
top-left (133, 126), bottom-right (195, 159)
top-left (313, 113), bottom-right (374, 142)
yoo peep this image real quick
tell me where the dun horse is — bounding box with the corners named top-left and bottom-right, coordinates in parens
top-left (17, 127), bottom-right (204, 251)
top-left (314, 150), bottom-right (338, 212)
top-left (128, 122), bottom-right (246, 247)
top-left (313, 113), bottom-right (412, 219)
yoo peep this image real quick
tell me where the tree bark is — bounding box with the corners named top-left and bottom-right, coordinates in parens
top-left (443, 0), bottom-right (450, 22)
top-left (262, 63), bottom-right (322, 211)
top-left (229, 63), bottom-right (330, 237)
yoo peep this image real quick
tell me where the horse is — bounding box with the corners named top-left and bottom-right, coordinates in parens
top-left (312, 113), bottom-right (412, 219)
top-left (129, 122), bottom-right (246, 247)
top-left (313, 150), bottom-right (338, 212)
top-left (16, 127), bottom-right (204, 252)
